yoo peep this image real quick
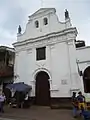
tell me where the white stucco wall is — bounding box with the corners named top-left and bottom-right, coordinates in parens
top-left (14, 30), bottom-right (81, 98)
top-left (76, 46), bottom-right (90, 73)
top-left (13, 8), bottom-right (82, 98)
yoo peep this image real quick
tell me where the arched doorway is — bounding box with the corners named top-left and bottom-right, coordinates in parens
top-left (35, 71), bottom-right (50, 106)
top-left (83, 66), bottom-right (90, 93)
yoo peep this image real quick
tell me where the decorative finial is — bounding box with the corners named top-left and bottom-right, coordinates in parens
top-left (40, 0), bottom-right (43, 8)
top-left (65, 9), bottom-right (69, 19)
top-left (18, 25), bottom-right (22, 34)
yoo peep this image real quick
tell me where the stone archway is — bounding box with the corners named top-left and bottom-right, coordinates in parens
top-left (83, 66), bottom-right (90, 93)
top-left (35, 71), bottom-right (50, 106)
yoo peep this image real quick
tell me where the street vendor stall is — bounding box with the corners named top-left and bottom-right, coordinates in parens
top-left (6, 82), bottom-right (32, 108)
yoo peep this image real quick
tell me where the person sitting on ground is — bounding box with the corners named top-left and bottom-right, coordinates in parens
top-left (77, 91), bottom-right (86, 112)
top-left (71, 92), bottom-right (78, 118)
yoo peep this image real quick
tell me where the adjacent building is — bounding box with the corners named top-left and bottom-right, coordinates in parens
top-left (0, 46), bottom-right (15, 92)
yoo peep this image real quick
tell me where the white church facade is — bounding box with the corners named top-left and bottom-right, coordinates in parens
top-left (13, 8), bottom-right (90, 106)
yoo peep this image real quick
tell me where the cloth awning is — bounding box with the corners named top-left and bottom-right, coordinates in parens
top-left (6, 82), bottom-right (32, 93)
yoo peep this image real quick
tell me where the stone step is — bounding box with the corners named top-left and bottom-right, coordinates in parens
top-left (50, 104), bottom-right (72, 109)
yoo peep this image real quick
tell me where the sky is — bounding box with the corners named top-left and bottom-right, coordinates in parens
top-left (0, 0), bottom-right (90, 47)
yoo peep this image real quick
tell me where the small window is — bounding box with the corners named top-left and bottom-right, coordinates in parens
top-left (35, 20), bottom-right (39, 28)
top-left (36, 47), bottom-right (46, 61)
top-left (43, 18), bottom-right (48, 25)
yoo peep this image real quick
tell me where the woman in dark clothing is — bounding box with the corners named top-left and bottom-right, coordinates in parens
top-left (16, 92), bottom-right (25, 108)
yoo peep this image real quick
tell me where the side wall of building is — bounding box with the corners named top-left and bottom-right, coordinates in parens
top-left (76, 47), bottom-right (90, 94)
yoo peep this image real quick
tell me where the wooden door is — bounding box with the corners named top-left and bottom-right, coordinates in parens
top-left (35, 71), bottom-right (50, 106)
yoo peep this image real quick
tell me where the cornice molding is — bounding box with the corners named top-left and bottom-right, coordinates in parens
top-left (78, 60), bottom-right (90, 64)
top-left (13, 27), bottom-right (77, 47)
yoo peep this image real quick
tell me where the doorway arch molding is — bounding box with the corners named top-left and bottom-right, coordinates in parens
top-left (32, 68), bottom-right (52, 81)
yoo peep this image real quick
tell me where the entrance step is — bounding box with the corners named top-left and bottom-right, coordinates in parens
top-left (50, 104), bottom-right (72, 109)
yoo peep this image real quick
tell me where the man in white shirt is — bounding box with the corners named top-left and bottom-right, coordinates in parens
top-left (24, 94), bottom-right (29, 108)
top-left (24, 94), bottom-right (28, 101)
top-left (0, 92), bottom-right (6, 113)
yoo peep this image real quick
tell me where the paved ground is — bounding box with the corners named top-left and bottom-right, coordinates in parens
top-left (0, 118), bottom-right (14, 120)
top-left (0, 106), bottom-right (77, 120)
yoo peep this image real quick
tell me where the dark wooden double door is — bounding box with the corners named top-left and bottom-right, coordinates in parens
top-left (35, 71), bottom-right (50, 106)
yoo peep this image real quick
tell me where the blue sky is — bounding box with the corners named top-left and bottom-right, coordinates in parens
top-left (0, 0), bottom-right (90, 47)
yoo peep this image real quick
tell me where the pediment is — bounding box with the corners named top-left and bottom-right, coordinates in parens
top-left (29, 8), bottom-right (56, 18)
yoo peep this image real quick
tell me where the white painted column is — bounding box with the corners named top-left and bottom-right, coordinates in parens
top-left (67, 40), bottom-right (81, 93)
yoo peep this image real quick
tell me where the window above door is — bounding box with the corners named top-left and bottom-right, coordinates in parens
top-left (36, 47), bottom-right (46, 61)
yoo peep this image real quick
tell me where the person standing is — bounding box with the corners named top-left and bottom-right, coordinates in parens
top-left (0, 92), bottom-right (6, 113)
top-left (77, 91), bottom-right (86, 111)
top-left (71, 92), bottom-right (78, 118)
top-left (24, 93), bottom-right (29, 108)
